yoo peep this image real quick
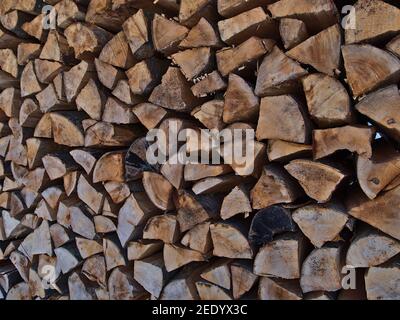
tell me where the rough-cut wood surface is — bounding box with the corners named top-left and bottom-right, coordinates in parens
top-left (0, 0), bottom-right (400, 301)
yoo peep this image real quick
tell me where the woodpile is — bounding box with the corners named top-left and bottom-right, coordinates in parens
top-left (1, 0), bottom-right (400, 301)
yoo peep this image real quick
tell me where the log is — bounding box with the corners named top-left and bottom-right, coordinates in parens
top-left (279, 18), bottom-right (308, 50)
top-left (172, 47), bottom-right (213, 81)
top-left (210, 222), bottom-right (253, 259)
top-left (127, 240), bottom-right (163, 261)
top-left (180, 221), bottom-right (212, 254)
top-left (301, 73), bottom-right (353, 128)
top-left (292, 203), bottom-right (348, 248)
top-left (365, 264), bottom-right (400, 300)
top-left (258, 277), bottom-right (302, 300)
top-left (285, 160), bottom-right (347, 203)
top-left (163, 244), bottom-right (205, 272)
top-left (230, 260), bottom-right (258, 299)
top-left (255, 46), bottom-right (308, 97)
top-left (248, 206), bottom-right (296, 246)
top-left (355, 85), bottom-right (400, 143)
top-left (300, 244), bottom-right (344, 293)
top-left (267, 140), bottom-right (312, 162)
top-left (143, 214), bottom-right (180, 244)
top-left (142, 171), bottom-right (174, 211)
top-left (179, 17), bottom-right (222, 49)
top-left (250, 164), bottom-right (303, 210)
top-left (195, 281), bottom-right (232, 300)
top-left (342, 44), bottom-right (400, 98)
top-left (313, 126), bottom-right (375, 160)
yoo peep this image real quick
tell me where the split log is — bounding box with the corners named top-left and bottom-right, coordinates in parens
top-left (82, 254), bottom-right (106, 288)
top-left (99, 31), bottom-right (134, 69)
top-left (76, 237), bottom-right (103, 259)
top-left (180, 221), bottom-right (212, 254)
top-left (103, 235), bottom-right (126, 271)
top-left (127, 241), bottom-right (163, 261)
top-left (195, 281), bottom-right (232, 300)
top-left (210, 222), bottom-right (253, 259)
top-left (364, 264), bottom-right (400, 300)
top-left (357, 142), bottom-right (400, 199)
top-left (253, 233), bottom-right (306, 279)
top-left (342, 44), bottom-right (400, 98)
top-left (255, 46), bottom-right (308, 97)
top-left (347, 185), bottom-right (400, 241)
top-left (346, 227), bottom-right (400, 268)
top-left (292, 203), bottom-right (348, 248)
top-left (70, 204), bottom-right (96, 239)
top-left (250, 164), bottom-right (303, 210)
top-left (132, 103), bottom-right (167, 130)
top-left (301, 73), bottom-right (353, 127)
top-left (163, 244), bottom-right (205, 272)
top-left (134, 253), bottom-right (169, 298)
top-left (20, 61), bottom-right (41, 97)
top-left (248, 206), bottom-right (296, 246)
top-left (267, 140), bottom-right (312, 162)
top-left (108, 267), bottom-right (145, 300)
top-left (216, 37), bottom-right (275, 77)
top-left (230, 260), bottom-right (258, 299)
top-left (200, 259), bottom-right (231, 290)
top-left (267, 0), bottom-right (339, 34)
top-left (191, 71), bottom-right (226, 98)
top-left (313, 126), bottom-right (374, 160)
top-left (143, 214), bottom-right (180, 244)
top-left (300, 244), bottom-right (344, 293)
top-left (94, 58), bottom-right (124, 90)
top-left (17, 43), bottom-right (40, 65)
top-left (279, 18), bottom-right (308, 50)
top-left (220, 185), bottom-right (251, 220)
top-left (50, 112), bottom-right (86, 147)
top-left (179, 17), bottom-right (222, 49)
top-left (93, 151), bottom-right (126, 183)
top-left (355, 85), bottom-right (400, 143)
top-left (64, 60), bottom-right (93, 102)
top-left (42, 152), bottom-right (79, 180)
top-left (218, 7), bottom-right (278, 45)
top-left (258, 277), bottom-right (302, 300)
top-left (142, 171), bottom-right (174, 211)
top-left (285, 160), bottom-right (347, 203)
top-left (345, 0), bottom-right (400, 44)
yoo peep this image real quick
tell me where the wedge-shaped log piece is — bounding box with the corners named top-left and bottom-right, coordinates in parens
top-left (68, 272), bottom-right (95, 300)
top-left (20, 61), bottom-right (41, 97)
top-left (164, 244), bottom-right (205, 272)
top-left (0, 25), bottom-right (25, 50)
top-left (342, 44), bottom-right (400, 97)
top-left (18, 43), bottom-right (41, 65)
top-left (200, 259), bottom-right (231, 290)
top-left (179, 17), bottom-right (222, 49)
top-left (36, 84), bottom-right (72, 113)
top-left (223, 73), bottom-right (259, 124)
top-left (280, 18), bottom-right (308, 50)
top-left (70, 204), bottom-right (96, 240)
top-left (152, 14), bottom-right (189, 55)
top-left (357, 142), bottom-right (400, 199)
top-left (179, 0), bottom-right (216, 27)
top-left (93, 151), bottom-right (125, 183)
top-left (76, 237), bottom-right (103, 259)
top-left (347, 228), bottom-right (400, 268)
top-left (267, 0), bottom-right (338, 34)
top-left (387, 34), bottom-right (400, 58)
top-left (285, 160), bottom-right (346, 203)
top-left (231, 261), bottom-right (258, 299)
top-left (104, 181), bottom-right (130, 204)
top-left (365, 265), bottom-right (400, 300)
top-left (103, 235), bottom-right (126, 271)
top-left (85, 122), bottom-right (142, 147)
top-left (122, 9), bottom-right (153, 61)
top-left (64, 60), bottom-right (92, 102)
top-left (191, 100), bottom-right (224, 130)
top-left (112, 79), bottom-right (142, 105)
top-left (77, 175), bottom-right (104, 214)
top-left (217, 37), bottom-right (274, 77)
top-left (108, 267), bottom-right (145, 300)
top-left (134, 253), bottom-right (169, 298)
top-left (313, 125), bottom-right (374, 160)
top-left (210, 222), bottom-right (253, 259)
top-left (192, 174), bottom-right (245, 195)
top-left (94, 58), bottom-right (124, 90)
top-left (127, 241), bottom-right (163, 261)
top-left (0, 87), bottom-right (20, 117)
top-left (346, 0), bottom-right (400, 44)
top-left (142, 172), bottom-right (174, 211)
top-left (254, 233), bottom-right (306, 279)
top-left (287, 24), bottom-right (341, 76)
top-left (255, 46), bottom-right (308, 97)
top-left (31, 220), bottom-right (52, 256)
top-left (257, 95), bottom-right (311, 143)
top-left (248, 206), bottom-right (296, 246)
top-left (196, 281), bottom-right (232, 300)
top-left (218, 7), bottom-right (278, 45)
top-left (99, 31), bottom-right (134, 69)
top-left (6, 282), bottom-right (32, 300)
top-left (251, 165), bottom-right (303, 210)
top-left (143, 214), bottom-right (180, 244)
top-left (21, 13), bottom-right (46, 41)
top-left (20, 99), bottom-right (42, 129)
top-left (347, 185), bottom-right (400, 241)
top-left (42, 152), bottom-right (78, 180)
top-left (50, 112), bottom-right (86, 147)
top-left (0, 49), bottom-right (18, 78)
top-left (302, 73), bottom-right (352, 127)
top-left (191, 71), bottom-right (226, 98)
top-left (126, 58), bottom-right (168, 95)
top-left (293, 203), bottom-right (348, 248)
top-left (221, 186), bottom-right (251, 220)
top-left (149, 67), bottom-right (200, 112)
top-left (172, 47), bottom-right (212, 81)
top-left (76, 79), bottom-right (105, 120)
top-left (217, 0), bottom-right (274, 18)
top-left (82, 255), bottom-right (106, 288)
top-left (355, 85), bottom-right (400, 143)
top-left (300, 244), bottom-right (343, 293)
top-left (40, 30), bottom-right (74, 63)
top-left (54, 243), bottom-right (81, 274)
top-left (267, 140), bottom-right (312, 162)
top-left (132, 103), bottom-right (167, 130)
top-left (55, 0), bottom-right (85, 29)
top-left (175, 190), bottom-right (219, 232)
top-left (181, 221), bottom-right (212, 254)
top-left (94, 215), bottom-right (116, 234)
top-left (64, 22), bottom-right (112, 59)
top-left (258, 277), bottom-right (302, 300)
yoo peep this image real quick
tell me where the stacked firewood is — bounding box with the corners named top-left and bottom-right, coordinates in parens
top-left (0, 0), bottom-right (400, 300)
